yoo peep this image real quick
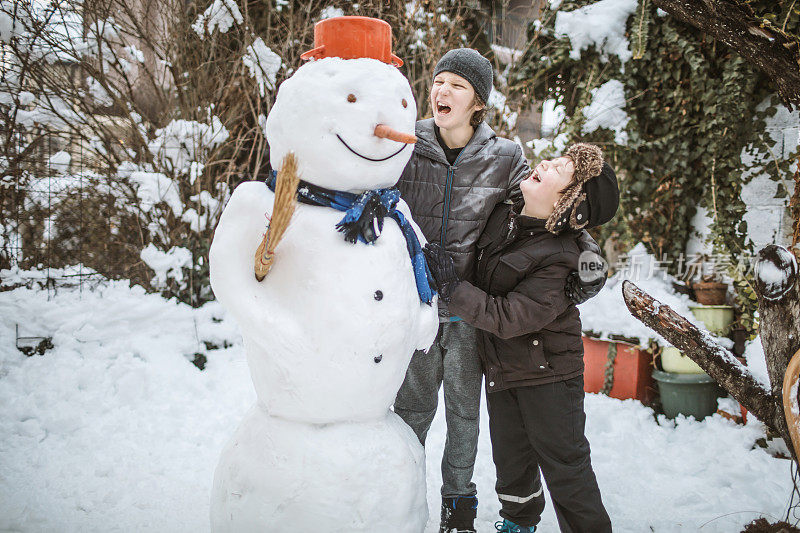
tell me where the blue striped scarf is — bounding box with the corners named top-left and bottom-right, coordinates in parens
top-left (267, 171), bottom-right (436, 304)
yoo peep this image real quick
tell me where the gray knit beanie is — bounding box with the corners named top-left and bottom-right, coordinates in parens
top-left (433, 48), bottom-right (493, 103)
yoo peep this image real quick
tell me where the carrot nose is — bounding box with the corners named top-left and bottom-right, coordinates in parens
top-left (374, 124), bottom-right (417, 144)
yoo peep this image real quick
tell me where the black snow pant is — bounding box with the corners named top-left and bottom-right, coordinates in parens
top-left (486, 376), bottom-right (611, 532)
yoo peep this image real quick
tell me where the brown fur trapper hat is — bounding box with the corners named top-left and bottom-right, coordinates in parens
top-left (545, 143), bottom-right (617, 233)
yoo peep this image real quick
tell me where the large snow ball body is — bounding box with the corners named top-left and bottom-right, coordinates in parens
top-left (209, 182), bottom-right (438, 423)
top-left (266, 57), bottom-right (417, 193)
top-left (210, 405), bottom-right (427, 533)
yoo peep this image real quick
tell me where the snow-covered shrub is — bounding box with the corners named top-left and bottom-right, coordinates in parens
top-left (1, 0), bottom-right (490, 304)
top-left (0, 0), bottom-right (274, 303)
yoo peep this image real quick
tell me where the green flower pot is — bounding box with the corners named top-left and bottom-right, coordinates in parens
top-left (652, 370), bottom-right (724, 420)
top-left (688, 305), bottom-right (735, 336)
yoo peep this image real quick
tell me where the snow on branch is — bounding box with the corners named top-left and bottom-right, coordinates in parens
top-left (192, 0), bottom-right (243, 38)
top-left (242, 38), bottom-right (282, 98)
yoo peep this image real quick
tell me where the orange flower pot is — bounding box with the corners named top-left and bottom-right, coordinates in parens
top-left (583, 337), bottom-right (655, 404)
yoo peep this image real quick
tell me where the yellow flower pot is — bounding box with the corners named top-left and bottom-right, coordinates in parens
top-left (660, 346), bottom-right (705, 374)
top-left (688, 305), bottom-right (735, 336)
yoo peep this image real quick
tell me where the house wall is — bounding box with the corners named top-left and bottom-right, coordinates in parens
top-left (686, 101), bottom-right (799, 258)
top-left (741, 106), bottom-right (799, 250)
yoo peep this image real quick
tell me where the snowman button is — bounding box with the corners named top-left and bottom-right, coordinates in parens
top-left (374, 290), bottom-right (383, 301)
top-left (374, 355), bottom-right (383, 364)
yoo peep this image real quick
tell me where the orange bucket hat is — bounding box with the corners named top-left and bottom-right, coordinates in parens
top-left (300, 16), bottom-right (403, 66)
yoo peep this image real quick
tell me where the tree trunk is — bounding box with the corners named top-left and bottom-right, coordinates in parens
top-left (753, 245), bottom-right (800, 404)
top-left (622, 281), bottom-right (786, 438)
top-left (652, 0), bottom-right (800, 110)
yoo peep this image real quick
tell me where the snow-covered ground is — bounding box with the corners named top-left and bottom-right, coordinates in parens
top-left (0, 274), bottom-right (794, 532)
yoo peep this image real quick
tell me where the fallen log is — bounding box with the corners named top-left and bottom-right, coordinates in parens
top-left (621, 243), bottom-right (800, 463)
top-left (622, 244), bottom-right (800, 460)
top-left (622, 280), bottom-right (786, 441)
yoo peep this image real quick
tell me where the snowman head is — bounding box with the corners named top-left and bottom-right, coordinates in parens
top-left (266, 57), bottom-right (417, 193)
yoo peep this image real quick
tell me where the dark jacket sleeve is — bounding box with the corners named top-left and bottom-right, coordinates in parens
top-left (506, 143), bottom-right (529, 203)
top-left (576, 230), bottom-right (601, 257)
top-left (447, 253), bottom-right (575, 339)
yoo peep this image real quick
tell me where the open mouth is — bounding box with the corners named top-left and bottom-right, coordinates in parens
top-left (336, 134), bottom-right (407, 162)
top-left (530, 170), bottom-right (541, 183)
top-left (436, 102), bottom-right (451, 115)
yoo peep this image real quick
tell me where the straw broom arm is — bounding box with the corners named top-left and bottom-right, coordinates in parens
top-left (254, 153), bottom-right (300, 281)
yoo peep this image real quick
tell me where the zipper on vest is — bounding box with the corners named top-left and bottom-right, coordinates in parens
top-left (440, 150), bottom-right (465, 248)
top-left (476, 247), bottom-right (489, 290)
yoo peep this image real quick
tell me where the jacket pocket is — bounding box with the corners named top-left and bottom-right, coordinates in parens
top-left (526, 335), bottom-right (551, 374)
top-left (492, 255), bottom-right (531, 294)
top-left (498, 253), bottom-right (532, 273)
top-left (495, 334), bottom-right (551, 383)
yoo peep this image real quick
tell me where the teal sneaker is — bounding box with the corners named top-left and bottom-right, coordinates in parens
top-left (495, 518), bottom-right (536, 533)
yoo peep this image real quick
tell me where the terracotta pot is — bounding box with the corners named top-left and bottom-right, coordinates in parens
top-left (582, 337), bottom-right (655, 404)
top-left (692, 281), bottom-right (727, 305)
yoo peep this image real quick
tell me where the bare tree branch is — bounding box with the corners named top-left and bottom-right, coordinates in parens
top-left (622, 281), bottom-right (784, 426)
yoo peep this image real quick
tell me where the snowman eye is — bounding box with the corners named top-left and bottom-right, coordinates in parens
top-left (401, 99), bottom-right (408, 108)
top-left (347, 94), bottom-right (357, 103)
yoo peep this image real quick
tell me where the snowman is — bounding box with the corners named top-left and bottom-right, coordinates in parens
top-left (208, 16), bottom-right (439, 532)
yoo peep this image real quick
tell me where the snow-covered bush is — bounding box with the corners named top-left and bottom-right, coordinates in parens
top-left (0, 0), bottom-right (292, 302)
top-left (0, 0), bottom-right (491, 305)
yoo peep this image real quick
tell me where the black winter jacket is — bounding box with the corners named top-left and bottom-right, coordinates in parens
top-left (447, 203), bottom-right (585, 392)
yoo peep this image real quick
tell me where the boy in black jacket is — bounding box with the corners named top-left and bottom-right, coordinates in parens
top-left (425, 143), bottom-right (619, 533)
top-left (394, 49), bottom-right (606, 533)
